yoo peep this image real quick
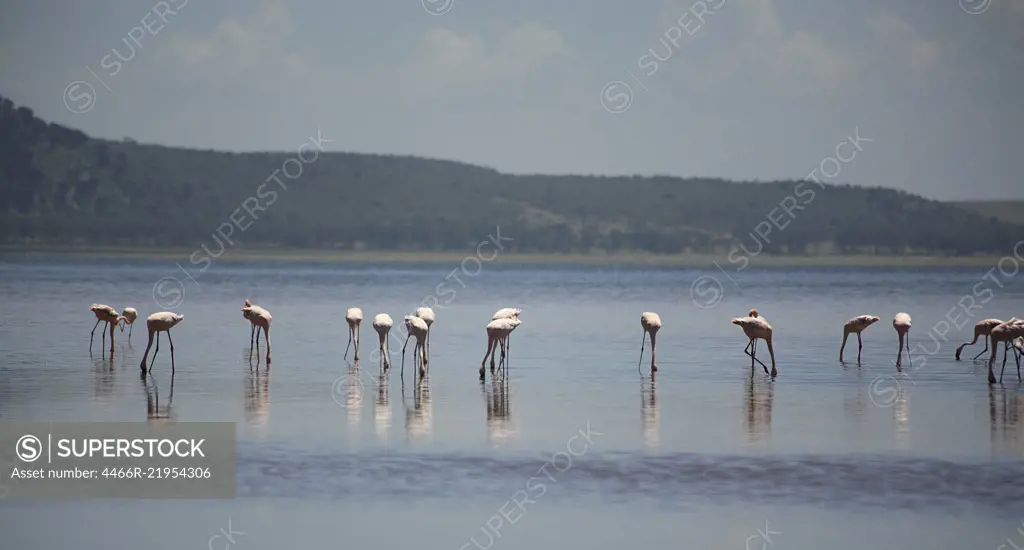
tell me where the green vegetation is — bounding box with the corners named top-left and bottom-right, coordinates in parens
top-left (1, 94), bottom-right (1021, 257)
top-left (952, 201), bottom-right (1024, 226)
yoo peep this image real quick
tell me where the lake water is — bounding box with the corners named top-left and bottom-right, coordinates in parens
top-left (1, 254), bottom-right (1023, 549)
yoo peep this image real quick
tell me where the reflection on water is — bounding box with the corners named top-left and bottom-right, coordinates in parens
top-left (244, 367), bottom-right (270, 432)
top-left (404, 376), bottom-right (432, 439)
top-left (745, 373), bottom-right (774, 442)
top-left (346, 360), bottom-right (363, 426)
top-left (894, 392), bottom-right (910, 451)
top-left (375, 371), bottom-right (391, 443)
top-left (142, 372), bottom-right (175, 424)
top-left (843, 370), bottom-right (868, 428)
top-left (990, 387), bottom-right (1023, 456)
top-left (92, 355), bottom-right (116, 402)
top-left (484, 376), bottom-right (515, 445)
top-left (641, 376), bottom-right (658, 448)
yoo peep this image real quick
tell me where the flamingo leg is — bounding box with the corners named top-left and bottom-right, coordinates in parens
top-left (128, 321), bottom-right (134, 344)
top-left (255, 327), bottom-right (261, 362)
top-left (344, 324), bottom-right (353, 360)
top-left (90, 318), bottom-right (101, 351)
top-left (153, 332), bottom-right (161, 367)
top-left (839, 331), bottom-right (849, 362)
top-left (1000, 341), bottom-right (1009, 383)
top-left (638, 330), bottom-right (647, 373)
top-left (649, 330), bottom-right (658, 373)
top-left (857, 332), bottom-right (863, 363)
top-left (988, 341), bottom-right (998, 384)
top-left (102, 321), bottom-right (107, 352)
top-left (140, 330), bottom-right (155, 372)
top-left (108, 320), bottom-right (116, 356)
top-left (167, 330), bottom-right (175, 373)
top-left (354, 325), bottom-right (360, 361)
top-left (906, 333), bottom-right (913, 365)
top-left (401, 333), bottom-right (412, 379)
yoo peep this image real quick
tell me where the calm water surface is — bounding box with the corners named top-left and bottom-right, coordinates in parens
top-left (1, 255), bottom-right (1023, 549)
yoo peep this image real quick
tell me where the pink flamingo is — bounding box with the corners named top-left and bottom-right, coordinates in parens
top-left (139, 312), bottom-right (185, 373)
top-left (479, 317), bottom-right (520, 379)
top-left (639, 312), bottom-right (661, 374)
top-left (988, 319), bottom-right (1024, 384)
top-left (955, 318), bottom-right (1004, 361)
top-left (242, 299), bottom-right (272, 365)
top-left (345, 307), bottom-right (363, 360)
top-left (839, 315), bottom-right (880, 362)
top-left (893, 312), bottom-right (912, 368)
top-left (89, 304), bottom-right (121, 356)
top-left (732, 309), bottom-right (777, 377)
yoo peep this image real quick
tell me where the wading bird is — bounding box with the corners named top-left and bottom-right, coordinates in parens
top-left (373, 313), bottom-right (393, 371)
top-left (480, 317), bottom-right (520, 379)
top-left (491, 308), bottom-right (521, 364)
top-left (345, 307), bottom-right (363, 360)
top-left (893, 313), bottom-right (912, 368)
top-left (414, 307), bottom-right (435, 357)
top-left (732, 309), bottom-right (777, 377)
top-left (402, 315), bottom-right (429, 379)
top-left (956, 318), bottom-right (1005, 361)
top-left (242, 299), bottom-right (272, 365)
top-left (89, 304), bottom-right (120, 356)
top-left (639, 312), bottom-right (662, 374)
top-left (988, 319), bottom-right (1024, 384)
top-left (118, 307), bottom-right (138, 344)
top-left (139, 312), bottom-right (184, 373)
top-left (839, 315), bottom-right (880, 362)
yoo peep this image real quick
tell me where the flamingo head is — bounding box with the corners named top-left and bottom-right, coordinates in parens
top-left (732, 318), bottom-right (744, 326)
top-left (116, 316), bottom-right (128, 331)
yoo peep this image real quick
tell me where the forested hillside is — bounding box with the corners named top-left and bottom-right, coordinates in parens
top-left (1, 94), bottom-right (1020, 255)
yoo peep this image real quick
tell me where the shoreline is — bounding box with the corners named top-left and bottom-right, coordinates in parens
top-left (0, 245), bottom-right (1010, 268)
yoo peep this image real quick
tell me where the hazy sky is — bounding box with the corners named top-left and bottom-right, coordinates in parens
top-left (1, 0), bottom-right (1021, 200)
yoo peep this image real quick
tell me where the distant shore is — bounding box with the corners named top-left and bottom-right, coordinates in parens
top-left (0, 245), bottom-right (1011, 268)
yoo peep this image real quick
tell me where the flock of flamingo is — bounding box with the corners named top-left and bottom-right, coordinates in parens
top-left (87, 303), bottom-right (1024, 384)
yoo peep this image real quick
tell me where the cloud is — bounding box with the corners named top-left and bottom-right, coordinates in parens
top-left (865, 14), bottom-right (940, 79)
top-left (394, 23), bottom-right (567, 97)
top-left (657, 0), bottom-right (853, 96)
top-left (159, 0), bottom-right (306, 84)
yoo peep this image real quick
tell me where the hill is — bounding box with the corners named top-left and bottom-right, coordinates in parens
top-left (1, 94), bottom-right (1020, 257)
top-left (952, 201), bottom-right (1024, 226)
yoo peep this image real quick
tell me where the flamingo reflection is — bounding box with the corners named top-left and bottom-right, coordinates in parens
top-left (92, 355), bottom-right (116, 401)
top-left (893, 392), bottom-right (910, 451)
top-left (989, 387), bottom-right (1023, 457)
top-left (141, 371), bottom-right (176, 424)
top-left (404, 376), bottom-right (432, 440)
top-left (244, 367), bottom-right (270, 431)
top-left (375, 371), bottom-right (391, 442)
top-left (484, 376), bottom-right (516, 445)
top-left (744, 372), bottom-right (774, 441)
top-left (346, 360), bottom-right (363, 426)
top-left (641, 377), bottom-right (658, 448)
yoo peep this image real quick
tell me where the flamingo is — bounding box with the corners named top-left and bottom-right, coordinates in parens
top-left (88, 304), bottom-right (120, 355)
top-left (242, 299), bottom-right (272, 365)
top-left (414, 307), bottom-right (435, 358)
top-left (839, 315), bottom-right (880, 362)
top-left (139, 312), bottom-right (184, 373)
top-left (893, 312), bottom-right (912, 368)
top-left (492, 308), bottom-right (521, 365)
top-left (479, 317), bottom-right (520, 378)
top-left (988, 319), bottom-right (1024, 384)
top-left (118, 307), bottom-right (138, 344)
top-left (639, 312), bottom-right (661, 374)
top-left (345, 307), bottom-right (363, 360)
top-left (955, 318), bottom-right (1005, 361)
top-left (373, 313), bottom-right (394, 370)
top-left (495, 318), bottom-right (521, 370)
top-left (401, 315), bottom-right (429, 379)
top-left (732, 309), bottom-right (777, 376)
